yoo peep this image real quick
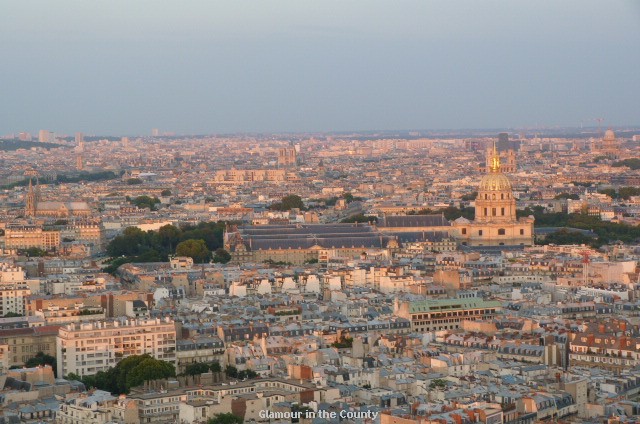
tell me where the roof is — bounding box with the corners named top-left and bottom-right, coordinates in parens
top-left (380, 214), bottom-right (450, 228)
top-left (409, 298), bottom-right (502, 313)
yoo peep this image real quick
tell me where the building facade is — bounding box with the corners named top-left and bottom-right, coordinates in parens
top-left (452, 142), bottom-right (534, 246)
top-left (56, 317), bottom-right (176, 377)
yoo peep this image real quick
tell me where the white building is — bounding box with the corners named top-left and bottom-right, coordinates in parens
top-left (56, 317), bottom-right (176, 377)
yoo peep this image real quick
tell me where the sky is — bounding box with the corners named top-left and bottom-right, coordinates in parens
top-left (1, 1), bottom-right (639, 135)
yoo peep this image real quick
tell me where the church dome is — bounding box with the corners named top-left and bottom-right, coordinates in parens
top-left (479, 173), bottom-right (512, 192)
top-left (604, 129), bottom-right (615, 140)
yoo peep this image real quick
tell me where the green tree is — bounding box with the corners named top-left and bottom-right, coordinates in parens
top-left (613, 158), bottom-right (640, 170)
top-left (160, 189), bottom-right (172, 196)
top-left (25, 352), bottom-right (57, 375)
top-left (208, 413), bottom-right (243, 424)
top-left (212, 248), bottom-right (231, 264)
top-left (158, 224), bottom-right (182, 250)
top-left (269, 194), bottom-right (304, 211)
top-left (3, 312), bottom-right (23, 318)
top-left (225, 365), bottom-right (238, 378)
top-left (184, 362), bottom-right (211, 376)
top-left (209, 362), bottom-right (222, 373)
top-left (461, 192), bottom-right (478, 201)
top-left (126, 178), bottom-right (143, 185)
top-left (131, 195), bottom-right (161, 210)
top-left (176, 239), bottom-right (211, 263)
top-left (126, 356), bottom-right (176, 390)
top-left (538, 229), bottom-right (594, 246)
top-left (341, 213), bottom-right (377, 223)
top-left (619, 187), bottom-right (640, 200)
top-left (21, 247), bottom-right (48, 257)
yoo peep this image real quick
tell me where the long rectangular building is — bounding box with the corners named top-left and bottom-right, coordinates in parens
top-left (56, 317), bottom-right (176, 377)
top-left (395, 298), bottom-right (502, 332)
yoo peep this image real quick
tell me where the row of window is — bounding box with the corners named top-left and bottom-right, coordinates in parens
top-left (461, 228), bottom-right (525, 236)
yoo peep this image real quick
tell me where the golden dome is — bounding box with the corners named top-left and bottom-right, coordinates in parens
top-left (479, 172), bottom-right (512, 192)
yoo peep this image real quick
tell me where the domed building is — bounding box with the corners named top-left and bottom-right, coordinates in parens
top-left (452, 143), bottom-right (534, 246)
top-left (601, 129), bottom-right (619, 159)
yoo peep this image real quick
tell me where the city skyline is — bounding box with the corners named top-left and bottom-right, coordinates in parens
top-left (2, 0), bottom-right (639, 134)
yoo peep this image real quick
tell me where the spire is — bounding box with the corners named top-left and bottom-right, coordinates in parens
top-left (489, 140), bottom-right (501, 173)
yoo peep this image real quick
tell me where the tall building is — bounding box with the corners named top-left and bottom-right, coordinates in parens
top-left (152, 128), bottom-right (160, 136)
top-left (38, 130), bottom-right (52, 143)
top-left (452, 142), bottom-right (534, 246)
top-left (75, 132), bottom-right (84, 144)
top-left (56, 317), bottom-right (176, 377)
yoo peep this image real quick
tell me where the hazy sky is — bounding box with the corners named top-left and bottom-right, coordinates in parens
top-left (2, 1), bottom-right (639, 135)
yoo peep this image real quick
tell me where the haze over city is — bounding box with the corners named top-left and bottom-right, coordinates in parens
top-left (2, 0), bottom-right (640, 135)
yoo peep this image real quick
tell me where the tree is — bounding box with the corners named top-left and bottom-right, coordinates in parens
top-left (176, 239), bottom-right (211, 263)
top-left (25, 352), bottom-right (57, 375)
top-left (158, 224), bottom-right (182, 250)
top-left (613, 158), bottom-right (640, 170)
top-left (225, 365), bottom-right (238, 378)
top-left (160, 189), bottom-right (172, 196)
top-left (269, 194), bottom-right (304, 211)
top-left (208, 413), bottom-right (243, 424)
top-left (126, 357), bottom-right (176, 390)
top-left (212, 248), bottom-right (231, 264)
top-left (131, 195), bottom-right (161, 210)
top-left (21, 247), bottom-right (48, 257)
top-left (126, 178), bottom-right (143, 185)
top-left (184, 362), bottom-right (210, 376)
top-left (78, 354), bottom-right (175, 394)
top-left (460, 192), bottom-right (477, 201)
top-left (538, 229), bottom-right (594, 246)
top-left (3, 312), bottom-right (23, 318)
top-left (341, 213), bottom-right (377, 223)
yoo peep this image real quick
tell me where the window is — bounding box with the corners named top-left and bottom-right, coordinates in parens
top-left (501, 207), bottom-right (505, 215)
top-left (478, 230), bottom-right (483, 236)
top-left (484, 208), bottom-right (488, 216)
top-left (492, 208), bottom-right (496, 216)
top-left (520, 229), bottom-right (524, 235)
top-left (462, 228), bottom-right (467, 235)
top-left (501, 193), bottom-right (504, 199)
top-left (498, 228), bottom-right (506, 235)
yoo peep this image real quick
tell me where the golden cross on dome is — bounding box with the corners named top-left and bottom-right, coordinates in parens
top-left (490, 140), bottom-right (501, 173)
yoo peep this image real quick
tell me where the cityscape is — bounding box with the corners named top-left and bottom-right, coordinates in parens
top-left (1, 2), bottom-right (640, 424)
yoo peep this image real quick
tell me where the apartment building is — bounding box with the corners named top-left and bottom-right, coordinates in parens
top-left (395, 298), bottom-right (502, 332)
top-left (0, 264), bottom-right (30, 316)
top-left (0, 325), bottom-right (60, 368)
top-left (4, 225), bottom-right (60, 251)
top-left (56, 317), bottom-right (176, 377)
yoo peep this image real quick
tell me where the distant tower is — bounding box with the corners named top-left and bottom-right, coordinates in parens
top-left (485, 147), bottom-right (516, 173)
top-left (152, 128), bottom-right (160, 137)
top-left (25, 179), bottom-right (36, 217)
top-left (278, 147), bottom-right (297, 168)
top-left (121, 136), bottom-right (130, 147)
top-left (38, 130), bottom-right (50, 143)
top-left (76, 154), bottom-right (84, 170)
top-left (76, 136), bottom-right (85, 170)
